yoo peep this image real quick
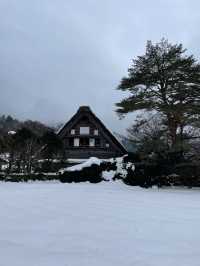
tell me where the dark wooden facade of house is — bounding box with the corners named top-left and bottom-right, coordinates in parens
top-left (57, 106), bottom-right (127, 159)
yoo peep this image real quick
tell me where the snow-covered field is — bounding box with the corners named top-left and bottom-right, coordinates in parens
top-left (0, 181), bottom-right (200, 266)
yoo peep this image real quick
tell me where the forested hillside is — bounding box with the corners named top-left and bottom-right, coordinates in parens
top-left (0, 115), bottom-right (52, 136)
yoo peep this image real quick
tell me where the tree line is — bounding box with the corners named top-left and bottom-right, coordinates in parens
top-left (0, 125), bottom-right (63, 175)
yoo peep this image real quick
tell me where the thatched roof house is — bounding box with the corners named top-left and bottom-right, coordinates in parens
top-left (58, 106), bottom-right (126, 159)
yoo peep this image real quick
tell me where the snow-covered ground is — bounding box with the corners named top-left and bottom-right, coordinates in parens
top-left (0, 181), bottom-right (200, 266)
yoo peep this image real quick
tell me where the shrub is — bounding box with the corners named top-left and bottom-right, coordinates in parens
top-left (59, 164), bottom-right (103, 183)
top-left (123, 163), bottom-right (152, 188)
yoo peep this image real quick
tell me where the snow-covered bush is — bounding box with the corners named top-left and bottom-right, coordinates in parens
top-left (59, 156), bottom-right (200, 188)
top-left (59, 157), bottom-right (104, 183)
top-left (111, 156), bottom-right (135, 180)
top-left (59, 156), bottom-right (135, 183)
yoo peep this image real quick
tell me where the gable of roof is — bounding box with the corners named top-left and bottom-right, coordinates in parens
top-left (57, 106), bottom-right (127, 153)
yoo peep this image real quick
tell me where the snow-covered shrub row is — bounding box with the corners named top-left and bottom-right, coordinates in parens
top-left (59, 157), bottom-right (116, 183)
top-left (121, 159), bottom-right (200, 188)
top-left (0, 156), bottom-right (135, 183)
top-left (59, 156), bottom-right (135, 183)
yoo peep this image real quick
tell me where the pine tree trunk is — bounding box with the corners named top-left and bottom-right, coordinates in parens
top-left (167, 116), bottom-right (178, 149)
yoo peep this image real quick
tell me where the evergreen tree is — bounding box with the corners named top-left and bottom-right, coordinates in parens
top-left (116, 39), bottom-right (200, 150)
top-left (127, 114), bottom-right (168, 154)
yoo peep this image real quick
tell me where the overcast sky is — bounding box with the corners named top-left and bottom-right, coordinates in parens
top-left (0, 0), bottom-right (200, 134)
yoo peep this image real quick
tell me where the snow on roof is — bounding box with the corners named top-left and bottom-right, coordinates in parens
top-left (56, 123), bottom-right (65, 134)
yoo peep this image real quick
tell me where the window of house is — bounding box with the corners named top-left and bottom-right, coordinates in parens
top-left (80, 137), bottom-right (89, 146)
top-left (80, 127), bottom-right (90, 135)
top-left (74, 138), bottom-right (80, 147)
top-left (94, 129), bottom-right (98, 136)
top-left (71, 129), bottom-right (75, 135)
top-left (105, 143), bottom-right (110, 148)
top-left (89, 138), bottom-right (95, 147)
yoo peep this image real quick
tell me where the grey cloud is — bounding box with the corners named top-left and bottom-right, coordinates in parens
top-left (0, 0), bottom-right (200, 133)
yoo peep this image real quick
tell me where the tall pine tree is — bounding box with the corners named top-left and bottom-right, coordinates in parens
top-left (116, 39), bottom-right (200, 149)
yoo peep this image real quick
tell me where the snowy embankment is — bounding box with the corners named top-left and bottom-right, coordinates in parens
top-left (0, 182), bottom-right (200, 266)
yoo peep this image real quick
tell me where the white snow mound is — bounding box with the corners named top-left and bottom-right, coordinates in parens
top-left (60, 157), bottom-right (102, 173)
